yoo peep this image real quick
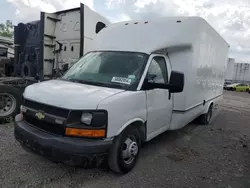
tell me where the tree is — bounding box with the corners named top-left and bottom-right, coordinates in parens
top-left (0, 20), bottom-right (13, 38)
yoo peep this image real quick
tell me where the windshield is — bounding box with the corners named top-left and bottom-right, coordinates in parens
top-left (62, 51), bottom-right (149, 90)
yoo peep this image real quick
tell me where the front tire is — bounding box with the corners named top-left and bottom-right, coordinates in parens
top-left (108, 126), bottom-right (141, 174)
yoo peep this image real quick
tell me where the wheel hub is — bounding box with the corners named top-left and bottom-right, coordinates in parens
top-left (0, 94), bottom-right (16, 117)
top-left (122, 137), bottom-right (139, 164)
top-left (129, 142), bottom-right (138, 157)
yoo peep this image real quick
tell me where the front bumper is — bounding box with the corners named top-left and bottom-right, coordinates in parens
top-left (14, 114), bottom-right (112, 167)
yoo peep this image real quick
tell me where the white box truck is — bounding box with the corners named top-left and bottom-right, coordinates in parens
top-left (0, 4), bottom-right (109, 122)
top-left (14, 17), bottom-right (229, 174)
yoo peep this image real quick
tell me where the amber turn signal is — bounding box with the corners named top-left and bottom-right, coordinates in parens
top-left (65, 128), bottom-right (105, 138)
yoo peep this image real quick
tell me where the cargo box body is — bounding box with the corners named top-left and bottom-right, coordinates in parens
top-left (167, 18), bottom-right (228, 111)
top-left (93, 17), bottom-right (229, 129)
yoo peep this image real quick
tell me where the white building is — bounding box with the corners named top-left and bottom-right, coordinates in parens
top-left (225, 58), bottom-right (250, 83)
top-left (225, 58), bottom-right (235, 81)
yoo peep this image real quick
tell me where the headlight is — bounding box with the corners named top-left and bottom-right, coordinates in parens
top-left (69, 110), bottom-right (107, 127)
top-left (66, 111), bottom-right (108, 138)
top-left (81, 113), bottom-right (93, 125)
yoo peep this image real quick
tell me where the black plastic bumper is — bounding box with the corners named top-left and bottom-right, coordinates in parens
top-left (14, 114), bottom-right (112, 167)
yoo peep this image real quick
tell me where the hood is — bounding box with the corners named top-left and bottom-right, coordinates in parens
top-left (23, 80), bottom-right (124, 109)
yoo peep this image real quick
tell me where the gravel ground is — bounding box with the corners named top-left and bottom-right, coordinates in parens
top-left (0, 91), bottom-right (250, 188)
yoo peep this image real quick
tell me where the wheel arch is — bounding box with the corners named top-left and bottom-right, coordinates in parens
top-left (205, 100), bottom-right (214, 113)
top-left (116, 118), bottom-right (147, 142)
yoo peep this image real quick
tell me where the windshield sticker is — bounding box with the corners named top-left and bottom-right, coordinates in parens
top-left (128, 75), bottom-right (136, 79)
top-left (111, 77), bottom-right (132, 85)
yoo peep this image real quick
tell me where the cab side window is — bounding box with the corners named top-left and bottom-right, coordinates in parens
top-left (96, 22), bottom-right (106, 34)
top-left (147, 56), bottom-right (168, 84)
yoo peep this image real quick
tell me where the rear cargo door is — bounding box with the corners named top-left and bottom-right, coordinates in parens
top-left (144, 55), bottom-right (172, 139)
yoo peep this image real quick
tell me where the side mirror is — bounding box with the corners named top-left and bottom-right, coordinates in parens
top-left (169, 71), bottom-right (184, 93)
top-left (142, 71), bottom-right (184, 92)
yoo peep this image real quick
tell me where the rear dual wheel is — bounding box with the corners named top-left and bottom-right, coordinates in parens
top-left (108, 126), bottom-right (141, 174)
top-left (198, 104), bottom-right (213, 125)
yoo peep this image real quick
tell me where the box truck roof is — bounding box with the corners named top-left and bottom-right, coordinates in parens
top-left (93, 16), bottom-right (229, 54)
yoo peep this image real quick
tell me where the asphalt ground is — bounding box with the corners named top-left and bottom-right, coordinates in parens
top-left (0, 90), bottom-right (250, 188)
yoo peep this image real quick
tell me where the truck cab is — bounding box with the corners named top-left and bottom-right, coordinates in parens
top-left (14, 17), bottom-right (228, 174)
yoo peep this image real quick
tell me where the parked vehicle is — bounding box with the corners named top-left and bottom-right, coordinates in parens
top-left (223, 81), bottom-right (232, 89)
top-left (0, 36), bottom-right (14, 58)
top-left (0, 36), bottom-right (14, 77)
top-left (14, 17), bottom-right (229, 173)
top-left (0, 4), bottom-right (110, 122)
top-left (233, 84), bottom-right (250, 92)
top-left (224, 83), bottom-right (249, 92)
top-left (224, 83), bottom-right (240, 90)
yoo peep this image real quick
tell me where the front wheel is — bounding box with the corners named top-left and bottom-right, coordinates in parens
top-left (108, 126), bottom-right (141, 174)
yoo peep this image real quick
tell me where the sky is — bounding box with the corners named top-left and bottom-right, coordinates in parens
top-left (1, 0), bottom-right (250, 62)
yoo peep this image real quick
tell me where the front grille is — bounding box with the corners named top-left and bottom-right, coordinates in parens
top-left (23, 99), bottom-right (70, 118)
top-left (25, 116), bottom-right (65, 136)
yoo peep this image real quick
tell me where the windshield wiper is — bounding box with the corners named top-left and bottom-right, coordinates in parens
top-left (84, 80), bottom-right (111, 87)
top-left (83, 80), bottom-right (126, 89)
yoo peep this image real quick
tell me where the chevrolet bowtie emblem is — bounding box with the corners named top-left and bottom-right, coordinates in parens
top-left (35, 112), bottom-right (45, 120)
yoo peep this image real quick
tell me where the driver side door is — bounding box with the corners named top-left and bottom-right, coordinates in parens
top-left (142, 55), bottom-right (173, 140)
